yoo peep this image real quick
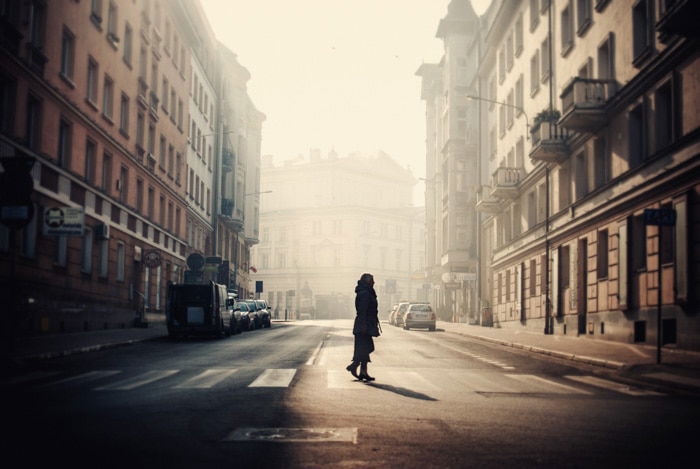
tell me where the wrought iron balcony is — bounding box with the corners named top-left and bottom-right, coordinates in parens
top-left (559, 78), bottom-right (616, 132)
top-left (530, 121), bottom-right (570, 163)
top-left (491, 167), bottom-right (524, 199)
top-left (475, 186), bottom-right (501, 214)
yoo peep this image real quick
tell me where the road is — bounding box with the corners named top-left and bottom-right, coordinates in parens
top-left (5, 319), bottom-right (699, 468)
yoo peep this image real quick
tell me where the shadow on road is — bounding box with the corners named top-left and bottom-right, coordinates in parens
top-left (364, 382), bottom-right (438, 401)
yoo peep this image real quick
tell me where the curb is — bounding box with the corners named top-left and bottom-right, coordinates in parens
top-left (448, 330), bottom-right (625, 370)
top-left (11, 334), bottom-right (165, 362)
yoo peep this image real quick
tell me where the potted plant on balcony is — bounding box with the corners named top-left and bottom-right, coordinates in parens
top-left (530, 109), bottom-right (561, 142)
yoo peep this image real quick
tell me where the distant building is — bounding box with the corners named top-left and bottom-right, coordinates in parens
top-left (252, 150), bottom-right (425, 318)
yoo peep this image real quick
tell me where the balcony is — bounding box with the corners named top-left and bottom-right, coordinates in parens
top-left (149, 91), bottom-right (159, 120)
top-left (475, 186), bottom-right (501, 214)
top-left (656, 0), bottom-right (700, 42)
top-left (559, 78), bottom-right (616, 132)
top-left (530, 121), bottom-right (570, 163)
top-left (137, 77), bottom-right (148, 109)
top-left (491, 167), bottom-right (524, 199)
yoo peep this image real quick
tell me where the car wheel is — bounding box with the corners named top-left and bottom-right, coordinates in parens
top-left (403, 324), bottom-right (409, 330)
top-left (429, 326), bottom-right (435, 331)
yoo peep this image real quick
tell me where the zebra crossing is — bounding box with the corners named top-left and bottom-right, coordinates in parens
top-left (5, 366), bottom-right (664, 397)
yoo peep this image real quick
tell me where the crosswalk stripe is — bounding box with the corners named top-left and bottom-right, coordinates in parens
top-left (248, 369), bottom-right (297, 388)
top-left (9, 371), bottom-right (61, 385)
top-left (565, 375), bottom-right (664, 396)
top-left (39, 370), bottom-right (122, 388)
top-left (505, 374), bottom-right (592, 395)
top-left (95, 370), bottom-right (180, 391)
top-left (174, 369), bottom-right (238, 389)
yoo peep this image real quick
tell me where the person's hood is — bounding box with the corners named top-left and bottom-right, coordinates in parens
top-left (355, 281), bottom-right (376, 295)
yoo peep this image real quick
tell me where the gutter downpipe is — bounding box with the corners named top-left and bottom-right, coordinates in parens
top-left (475, 24), bottom-right (482, 326)
top-left (544, 0), bottom-right (554, 334)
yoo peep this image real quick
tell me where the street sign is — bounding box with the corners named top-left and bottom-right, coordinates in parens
top-left (643, 208), bottom-right (676, 226)
top-left (186, 253), bottom-right (205, 272)
top-left (454, 272), bottom-right (477, 281)
top-left (144, 249), bottom-right (162, 268)
top-left (42, 207), bottom-right (84, 236)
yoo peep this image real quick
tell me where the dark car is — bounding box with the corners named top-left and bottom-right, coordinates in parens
top-left (242, 300), bottom-right (266, 329)
top-left (166, 282), bottom-right (233, 338)
top-left (228, 294), bottom-right (243, 334)
top-left (253, 299), bottom-right (272, 328)
top-left (235, 302), bottom-right (256, 331)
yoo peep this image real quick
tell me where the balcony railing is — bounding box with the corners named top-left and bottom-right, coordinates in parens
top-left (559, 78), bottom-right (616, 132)
top-left (530, 121), bottom-right (570, 163)
top-left (491, 167), bottom-right (524, 199)
top-left (475, 186), bottom-right (501, 214)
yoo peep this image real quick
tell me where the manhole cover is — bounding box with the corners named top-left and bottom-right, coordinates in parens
top-left (222, 427), bottom-right (357, 443)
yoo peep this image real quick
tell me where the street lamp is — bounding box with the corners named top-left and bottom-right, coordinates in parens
top-left (245, 190), bottom-right (272, 196)
top-left (465, 95), bottom-right (530, 139)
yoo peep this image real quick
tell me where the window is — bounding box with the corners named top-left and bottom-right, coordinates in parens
top-left (530, 0), bottom-right (540, 31)
top-left (107, 1), bottom-right (118, 41)
top-left (28, 1), bottom-right (46, 48)
top-left (87, 58), bottom-right (98, 104)
top-left (527, 191), bottom-right (537, 228)
top-left (576, 0), bottom-right (592, 35)
top-left (541, 36), bottom-right (551, 82)
top-left (560, 245), bottom-right (570, 289)
top-left (98, 238), bottom-right (109, 278)
top-left (593, 136), bottom-right (610, 187)
top-left (168, 144), bottom-right (174, 176)
top-left (574, 151), bottom-right (589, 200)
top-left (55, 235), bottom-right (67, 267)
top-left (85, 138), bottom-right (96, 184)
top-left (102, 75), bottom-right (114, 119)
top-left (159, 136), bottom-right (166, 167)
top-left (148, 187), bottom-right (154, 218)
top-left (0, 75), bottom-right (16, 134)
top-left (139, 45), bottom-right (148, 81)
top-left (81, 226), bottom-right (93, 273)
top-left (116, 242), bottom-right (125, 281)
top-left (148, 123), bottom-right (155, 154)
top-left (60, 27), bottom-right (75, 80)
top-left (515, 75), bottom-right (524, 115)
top-left (660, 202), bottom-right (674, 264)
top-left (499, 106), bottom-right (506, 138)
top-left (530, 259), bottom-right (537, 295)
top-left (498, 47), bottom-right (505, 83)
top-left (58, 118), bottom-right (72, 168)
top-left (102, 152), bottom-right (112, 192)
top-left (178, 99), bottom-right (183, 129)
top-left (597, 34), bottom-right (615, 80)
top-left (119, 93), bottom-right (129, 135)
top-left (516, 137), bottom-right (524, 167)
top-left (123, 23), bottom-right (132, 65)
top-left (597, 229), bottom-right (609, 279)
top-left (136, 178), bottom-right (144, 213)
top-left (162, 77), bottom-right (168, 112)
top-left (506, 33), bottom-right (514, 71)
top-left (170, 90), bottom-right (176, 119)
top-left (558, 160), bottom-right (572, 210)
top-left (159, 196), bottom-right (165, 226)
top-left (655, 81), bottom-right (674, 150)
top-left (629, 102), bottom-right (647, 166)
top-left (631, 214), bottom-right (647, 271)
top-left (561, 1), bottom-right (574, 56)
top-left (632, 0), bottom-right (651, 64)
top-left (530, 50), bottom-right (540, 95)
top-left (507, 90), bottom-right (514, 129)
top-left (91, 0), bottom-right (103, 24)
top-left (26, 93), bottom-right (42, 151)
top-left (136, 112), bottom-right (145, 149)
top-left (119, 165), bottom-right (128, 204)
top-left (515, 14), bottom-right (523, 57)
top-left (175, 152), bottom-right (182, 183)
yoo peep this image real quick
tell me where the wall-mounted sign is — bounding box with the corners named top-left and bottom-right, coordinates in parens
top-left (144, 249), bottom-right (162, 268)
top-left (42, 207), bottom-right (84, 236)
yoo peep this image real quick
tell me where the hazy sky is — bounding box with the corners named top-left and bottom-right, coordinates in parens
top-left (200, 1), bottom-right (492, 180)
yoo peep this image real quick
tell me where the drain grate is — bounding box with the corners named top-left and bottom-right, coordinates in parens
top-left (222, 427), bottom-right (357, 443)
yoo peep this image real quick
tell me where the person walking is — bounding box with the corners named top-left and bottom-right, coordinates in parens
top-left (347, 273), bottom-right (380, 381)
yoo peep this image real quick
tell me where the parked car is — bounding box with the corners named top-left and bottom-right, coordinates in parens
top-left (386, 304), bottom-right (398, 323)
top-left (235, 302), bottom-right (255, 331)
top-left (403, 303), bottom-right (436, 331)
top-left (393, 302), bottom-right (411, 327)
top-left (166, 282), bottom-right (233, 338)
top-left (253, 299), bottom-right (272, 328)
top-left (228, 294), bottom-right (243, 334)
top-left (241, 300), bottom-right (265, 329)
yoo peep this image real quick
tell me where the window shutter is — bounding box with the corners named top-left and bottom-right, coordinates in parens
top-left (569, 241), bottom-right (578, 312)
top-left (674, 196), bottom-right (688, 304)
top-left (516, 263), bottom-right (523, 318)
top-left (619, 219), bottom-right (629, 311)
top-left (551, 248), bottom-right (559, 316)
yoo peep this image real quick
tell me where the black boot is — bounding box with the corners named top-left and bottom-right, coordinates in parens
top-left (345, 362), bottom-right (359, 379)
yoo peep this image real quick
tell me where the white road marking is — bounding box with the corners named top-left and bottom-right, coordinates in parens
top-left (565, 375), bottom-right (664, 396)
top-left (505, 374), bottom-right (592, 394)
top-left (95, 370), bottom-right (179, 391)
top-left (249, 369), bottom-right (297, 388)
top-left (9, 371), bottom-right (61, 385)
top-left (306, 341), bottom-right (324, 366)
top-left (39, 370), bottom-right (122, 388)
top-left (174, 369), bottom-right (238, 389)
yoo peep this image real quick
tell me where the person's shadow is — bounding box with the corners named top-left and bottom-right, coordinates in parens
top-left (362, 381), bottom-right (438, 401)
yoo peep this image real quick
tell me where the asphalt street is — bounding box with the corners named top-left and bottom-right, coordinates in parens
top-left (4, 319), bottom-right (699, 468)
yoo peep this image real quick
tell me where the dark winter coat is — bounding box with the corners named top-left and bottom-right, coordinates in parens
top-left (353, 281), bottom-right (379, 337)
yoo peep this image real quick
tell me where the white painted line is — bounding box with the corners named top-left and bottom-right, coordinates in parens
top-left (625, 344), bottom-right (652, 358)
top-left (643, 372), bottom-right (700, 388)
top-left (174, 369), bottom-right (238, 389)
top-left (502, 366), bottom-right (516, 370)
top-left (565, 375), bottom-right (664, 396)
top-left (249, 369), bottom-right (297, 388)
top-left (327, 370), bottom-right (359, 389)
top-left (222, 427), bottom-right (358, 443)
top-left (9, 371), bottom-right (61, 385)
top-left (306, 340), bottom-right (324, 366)
top-left (39, 370), bottom-right (122, 388)
top-left (95, 370), bottom-right (179, 390)
top-left (506, 374), bottom-right (592, 395)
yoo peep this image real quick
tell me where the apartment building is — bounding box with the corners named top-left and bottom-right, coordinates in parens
top-left (252, 150), bottom-right (423, 318)
top-left (416, 0), bottom-right (481, 321)
top-left (472, 0), bottom-right (700, 349)
top-left (0, 0), bottom-right (265, 333)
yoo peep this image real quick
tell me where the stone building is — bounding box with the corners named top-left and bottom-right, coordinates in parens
top-left (422, 0), bottom-right (700, 349)
top-left (251, 150), bottom-right (424, 318)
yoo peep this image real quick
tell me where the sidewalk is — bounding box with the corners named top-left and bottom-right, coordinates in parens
top-left (437, 321), bottom-right (700, 393)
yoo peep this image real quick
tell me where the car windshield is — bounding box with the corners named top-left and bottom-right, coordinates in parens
top-left (170, 285), bottom-right (211, 306)
top-left (398, 304), bottom-right (409, 312)
top-left (255, 301), bottom-right (266, 309)
top-left (238, 304), bottom-right (249, 312)
top-left (410, 305), bottom-right (432, 312)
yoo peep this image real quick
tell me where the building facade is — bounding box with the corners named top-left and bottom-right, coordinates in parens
top-left (251, 150), bottom-right (424, 318)
top-left (0, 0), bottom-right (263, 333)
top-left (420, 0), bottom-right (700, 349)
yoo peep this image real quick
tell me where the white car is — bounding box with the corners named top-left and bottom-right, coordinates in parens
top-left (403, 303), bottom-right (436, 331)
